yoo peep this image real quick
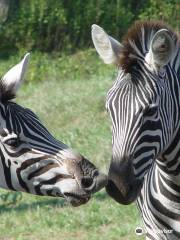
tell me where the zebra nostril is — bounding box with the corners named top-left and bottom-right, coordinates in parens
top-left (81, 177), bottom-right (94, 189)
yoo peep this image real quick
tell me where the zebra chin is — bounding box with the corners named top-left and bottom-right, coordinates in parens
top-left (63, 193), bottom-right (91, 207)
top-left (61, 172), bottom-right (108, 207)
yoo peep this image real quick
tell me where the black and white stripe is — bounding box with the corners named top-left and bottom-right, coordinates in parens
top-left (92, 21), bottom-right (180, 239)
top-left (0, 54), bottom-right (107, 206)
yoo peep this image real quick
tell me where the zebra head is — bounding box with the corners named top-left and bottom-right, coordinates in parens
top-left (0, 54), bottom-right (107, 207)
top-left (92, 22), bottom-right (177, 204)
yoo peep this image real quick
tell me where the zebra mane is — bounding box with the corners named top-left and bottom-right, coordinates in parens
top-left (119, 20), bottom-right (179, 73)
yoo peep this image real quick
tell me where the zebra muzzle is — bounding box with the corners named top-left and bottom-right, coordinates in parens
top-left (106, 158), bottom-right (143, 204)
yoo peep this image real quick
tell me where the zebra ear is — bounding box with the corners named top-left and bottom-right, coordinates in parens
top-left (0, 53), bottom-right (30, 100)
top-left (145, 29), bottom-right (174, 70)
top-left (91, 24), bottom-right (123, 64)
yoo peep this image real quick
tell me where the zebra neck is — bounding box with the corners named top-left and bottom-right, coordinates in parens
top-left (156, 124), bottom-right (180, 185)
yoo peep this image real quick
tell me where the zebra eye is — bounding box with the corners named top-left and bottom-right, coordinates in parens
top-left (5, 138), bottom-right (20, 147)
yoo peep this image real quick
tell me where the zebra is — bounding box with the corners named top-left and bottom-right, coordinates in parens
top-left (0, 53), bottom-right (107, 207)
top-left (91, 21), bottom-right (180, 239)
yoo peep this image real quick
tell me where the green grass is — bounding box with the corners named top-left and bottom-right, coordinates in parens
top-left (0, 192), bottom-right (143, 240)
top-left (0, 50), bottom-right (144, 240)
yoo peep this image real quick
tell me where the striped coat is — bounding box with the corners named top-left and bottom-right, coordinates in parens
top-left (92, 21), bottom-right (180, 239)
top-left (0, 53), bottom-right (107, 207)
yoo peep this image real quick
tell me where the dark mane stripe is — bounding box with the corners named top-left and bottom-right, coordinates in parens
top-left (119, 21), bottom-right (179, 73)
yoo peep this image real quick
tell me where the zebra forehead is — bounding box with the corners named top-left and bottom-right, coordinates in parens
top-left (118, 20), bottom-right (179, 73)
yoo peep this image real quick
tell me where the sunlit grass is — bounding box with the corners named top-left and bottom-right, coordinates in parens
top-left (0, 190), bottom-right (143, 240)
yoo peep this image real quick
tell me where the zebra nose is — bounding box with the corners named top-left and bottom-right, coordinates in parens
top-left (81, 177), bottom-right (94, 190)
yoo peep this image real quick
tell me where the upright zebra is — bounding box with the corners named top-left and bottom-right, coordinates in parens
top-left (92, 21), bottom-right (180, 239)
top-left (0, 54), bottom-right (107, 207)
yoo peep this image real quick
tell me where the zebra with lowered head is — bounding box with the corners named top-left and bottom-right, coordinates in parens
top-left (92, 21), bottom-right (180, 239)
top-left (0, 53), bottom-right (107, 207)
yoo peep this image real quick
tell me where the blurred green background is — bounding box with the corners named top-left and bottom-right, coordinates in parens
top-left (0, 1), bottom-right (179, 239)
top-left (0, 0), bottom-right (179, 57)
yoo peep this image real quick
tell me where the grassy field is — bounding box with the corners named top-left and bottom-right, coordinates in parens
top-left (0, 50), bottom-right (144, 240)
